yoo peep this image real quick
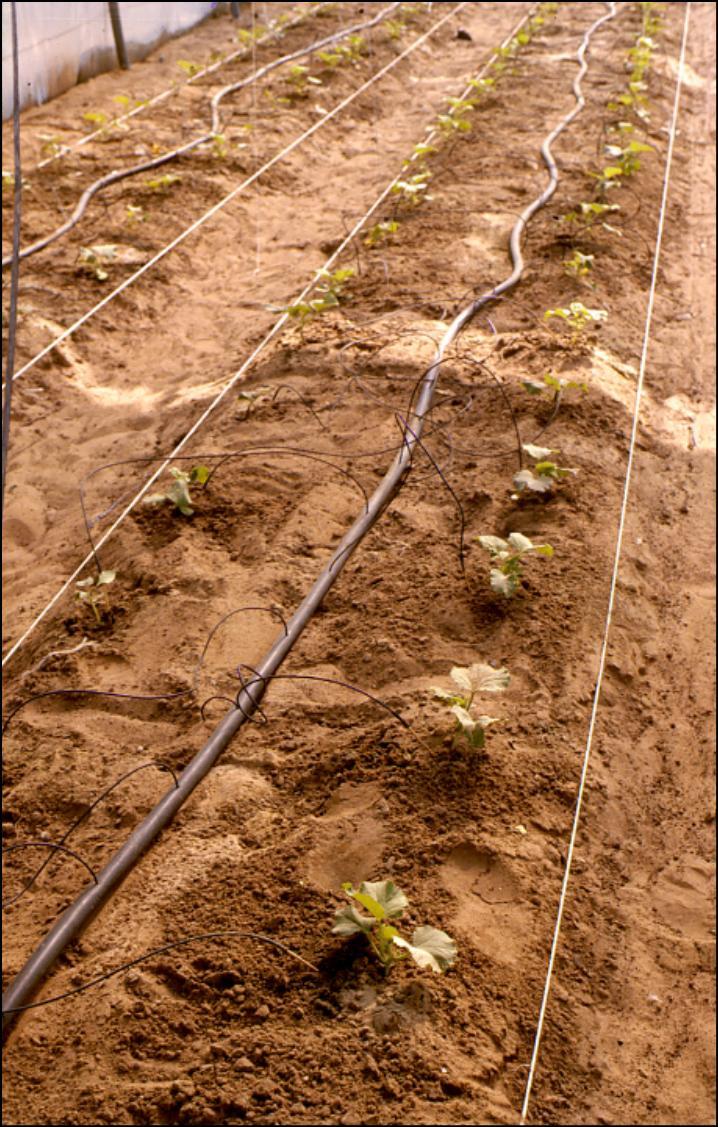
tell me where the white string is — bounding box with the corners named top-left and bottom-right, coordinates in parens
top-left (1, 2), bottom-right (469, 668)
top-left (519, 5), bottom-right (692, 1122)
top-left (3, 3), bottom-right (464, 394)
top-left (32, 4), bottom-right (326, 171)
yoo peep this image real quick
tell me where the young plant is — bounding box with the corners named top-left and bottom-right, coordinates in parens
top-left (145, 173), bottom-right (181, 191)
top-left (431, 662), bottom-right (510, 750)
top-left (177, 59), bottom-right (202, 78)
top-left (38, 134), bottom-right (66, 160)
top-left (287, 64), bottom-right (322, 97)
top-left (78, 244), bottom-right (119, 282)
top-left (477, 533), bottom-right (554, 598)
top-left (332, 880), bottom-right (457, 974)
top-left (544, 301), bottom-right (607, 342)
top-left (563, 250), bottom-right (594, 277)
top-left (391, 168), bottom-right (432, 208)
top-left (513, 444), bottom-right (577, 495)
top-left (275, 267), bottom-right (355, 328)
top-left (522, 371), bottom-right (588, 396)
top-left (76, 570), bottom-right (116, 623)
top-left (143, 465), bottom-right (210, 516)
top-left (562, 201), bottom-right (620, 233)
top-left (604, 139), bottom-right (654, 176)
top-left (124, 204), bottom-right (145, 225)
top-left (364, 219), bottom-right (400, 247)
top-left (436, 97), bottom-right (474, 136)
top-left (82, 110), bottom-right (108, 129)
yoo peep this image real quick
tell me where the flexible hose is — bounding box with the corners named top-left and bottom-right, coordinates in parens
top-left (1, 2), bottom-right (402, 269)
top-left (1, 3), bottom-right (616, 1033)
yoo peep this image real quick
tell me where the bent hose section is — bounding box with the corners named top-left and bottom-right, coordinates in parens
top-left (1, 2), bottom-right (403, 269)
top-left (1, 4), bottom-right (616, 1033)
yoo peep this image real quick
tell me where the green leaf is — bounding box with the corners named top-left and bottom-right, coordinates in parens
top-left (350, 891), bottom-right (387, 922)
top-left (392, 926), bottom-right (457, 973)
top-left (190, 464), bottom-right (210, 485)
top-left (450, 703), bottom-right (477, 733)
top-left (451, 663), bottom-right (509, 694)
top-left (534, 544), bottom-right (554, 558)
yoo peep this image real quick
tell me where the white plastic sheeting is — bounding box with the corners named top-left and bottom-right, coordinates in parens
top-left (2, 2), bottom-right (223, 120)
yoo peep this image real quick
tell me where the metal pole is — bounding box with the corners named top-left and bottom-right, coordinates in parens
top-left (108, 2), bottom-right (130, 70)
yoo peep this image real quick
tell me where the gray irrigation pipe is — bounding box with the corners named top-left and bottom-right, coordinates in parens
top-left (31, 3), bottom-right (328, 172)
top-left (518, 5), bottom-right (692, 1123)
top-left (1, 3), bottom-right (609, 1031)
top-left (1, 0), bottom-right (21, 523)
top-left (1, 0), bottom-right (474, 665)
top-left (1, 2), bottom-right (403, 269)
top-left (1, 0), bottom-right (465, 392)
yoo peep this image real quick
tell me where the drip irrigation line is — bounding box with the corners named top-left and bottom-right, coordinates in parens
top-left (234, 666), bottom-right (409, 730)
top-left (2, 930), bottom-right (319, 1015)
top-left (519, 5), bottom-right (691, 1122)
top-left (3, 842), bottom-right (98, 887)
top-left (31, 4), bottom-right (329, 172)
top-left (1, 2), bottom-right (405, 270)
top-left (3, 761), bottom-right (179, 910)
top-left (2, 0), bottom-right (467, 400)
top-left (1, 0), bottom-right (22, 524)
top-left (2, 3), bottom-right (551, 1029)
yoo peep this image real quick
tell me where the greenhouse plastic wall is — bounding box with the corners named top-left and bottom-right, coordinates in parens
top-left (2, 2), bottom-right (223, 120)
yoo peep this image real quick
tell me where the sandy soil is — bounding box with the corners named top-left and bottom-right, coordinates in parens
top-left (2, 3), bottom-right (715, 1125)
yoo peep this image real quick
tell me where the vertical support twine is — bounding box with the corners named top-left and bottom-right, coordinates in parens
top-left (108, 2), bottom-right (130, 70)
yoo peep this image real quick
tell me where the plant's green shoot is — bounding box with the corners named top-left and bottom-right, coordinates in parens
top-left (76, 570), bottom-right (116, 623)
top-left (477, 533), bottom-right (554, 598)
top-left (333, 880), bottom-right (457, 974)
top-left (38, 134), bottom-right (66, 159)
top-left (513, 444), bottom-right (578, 494)
top-left (385, 18), bottom-right (405, 40)
top-left (287, 63), bottom-right (323, 96)
top-left (522, 371), bottom-right (588, 397)
top-left (563, 250), bottom-right (594, 277)
top-left (145, 173), bottom-right (181, 191)
top-left (210, 132), bottom-right (229, 159)
top-left (112, 94), bottom-right (131, 108)
top-left (82, 110), bottom-right (108, 128)
top-left (391, 169), bottom-right (432, 207)
top-left (544, 302), bottom-right (607, 337)
top-left (144, 465), bottom-right (210, 516)
top-left (431, 662), bottom-right (510, 749)
top-left (562, 201), bottom-right (620, 225)
top-left (177, 59), bottom-right (201, 77)
top-left (78, 244), bottom-right (119, 281)
top-left (274, 267), bottom-right (355, 327)
top-left (364, 219), bottom-right (400, 247)
top-left (318, 49), bottom-right (343, 66)
top-left (124, 204), bottom-right (145, 225)
top-left (468, 76), bottom-right (495, 95)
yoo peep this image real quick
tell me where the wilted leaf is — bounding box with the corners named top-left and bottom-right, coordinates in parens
top-left (332, 903), bottom-right (373, 936)
top-left (507, 532), bottom-right (535, 553)
top-left (477, 534), bottom-right (509, 554)
top-left (513, 469), bottom-right (553, 493)
top-left (450, 703), bottom-right (477, 732)
top-left (97, 570), bottom-right (116, 585)
top-left (490, 569), bottom-right (517, 597)
top-left (453, 663), bottom-right (509, 694)
top-left (392, 926), bottom-right (457, 973)
top-left (523, 444), bottom-right (555, 461)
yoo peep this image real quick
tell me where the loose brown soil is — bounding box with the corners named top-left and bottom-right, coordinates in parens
top-left (2, 3), bottom-right (715, 1125)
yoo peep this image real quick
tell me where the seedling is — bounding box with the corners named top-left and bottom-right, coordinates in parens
top-left (436, 97), bottom-right (474, 136)
top-left (112, 94), bottom-right (131, 108)
top-left (563, 250), bottom-right (594, 277)
top-left (287, 64), bottom-right (322, 97)
top-left (385, 18), bottom-right (405, 40)
top-left (124, 204), bottom-right (145, 225)
top-left (38, 134), bottom-right (65, 159)
top-left (145, 173), bottom-right (181, 191)
top-left (468, 76), bottom-right (495, 96)
top-left (177, 59), bottom-right (202, 78)
top-left (332, 880), bottom-right (457, 974)
top-left (364, 219), bottom-right (400, 247)
top-left (522, 371), bottom-right (588, 396)
top-left (391, 169), bottom-right (432, 207)
top-left (431, 662), bottom-right (510, 750)
top-left (604, 139), bottom-right (654, 176)
top-left (477, 533), bottom-right (554, 597)
top-left (562, 201), bottom-right (620, 230)
top-left (143, 465), bottom-right (210, 516)
top-left (210, 133), bottom-right (229, 159)
top-left (274, 267), bottom-right (355, 328)
top-left (513, 443), bottom-right (578, 494)
top-left (78, 244), bottom-right (119, 281)
top-left (544, 302), bottom-right (607, 341)
top-left (82, 110), bottom-right (108, 129)
top-left (76, 570), bottom-right (116, 623)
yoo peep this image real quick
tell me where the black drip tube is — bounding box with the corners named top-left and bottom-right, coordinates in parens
top-left (1, 3), bottom-right (616, 1034)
